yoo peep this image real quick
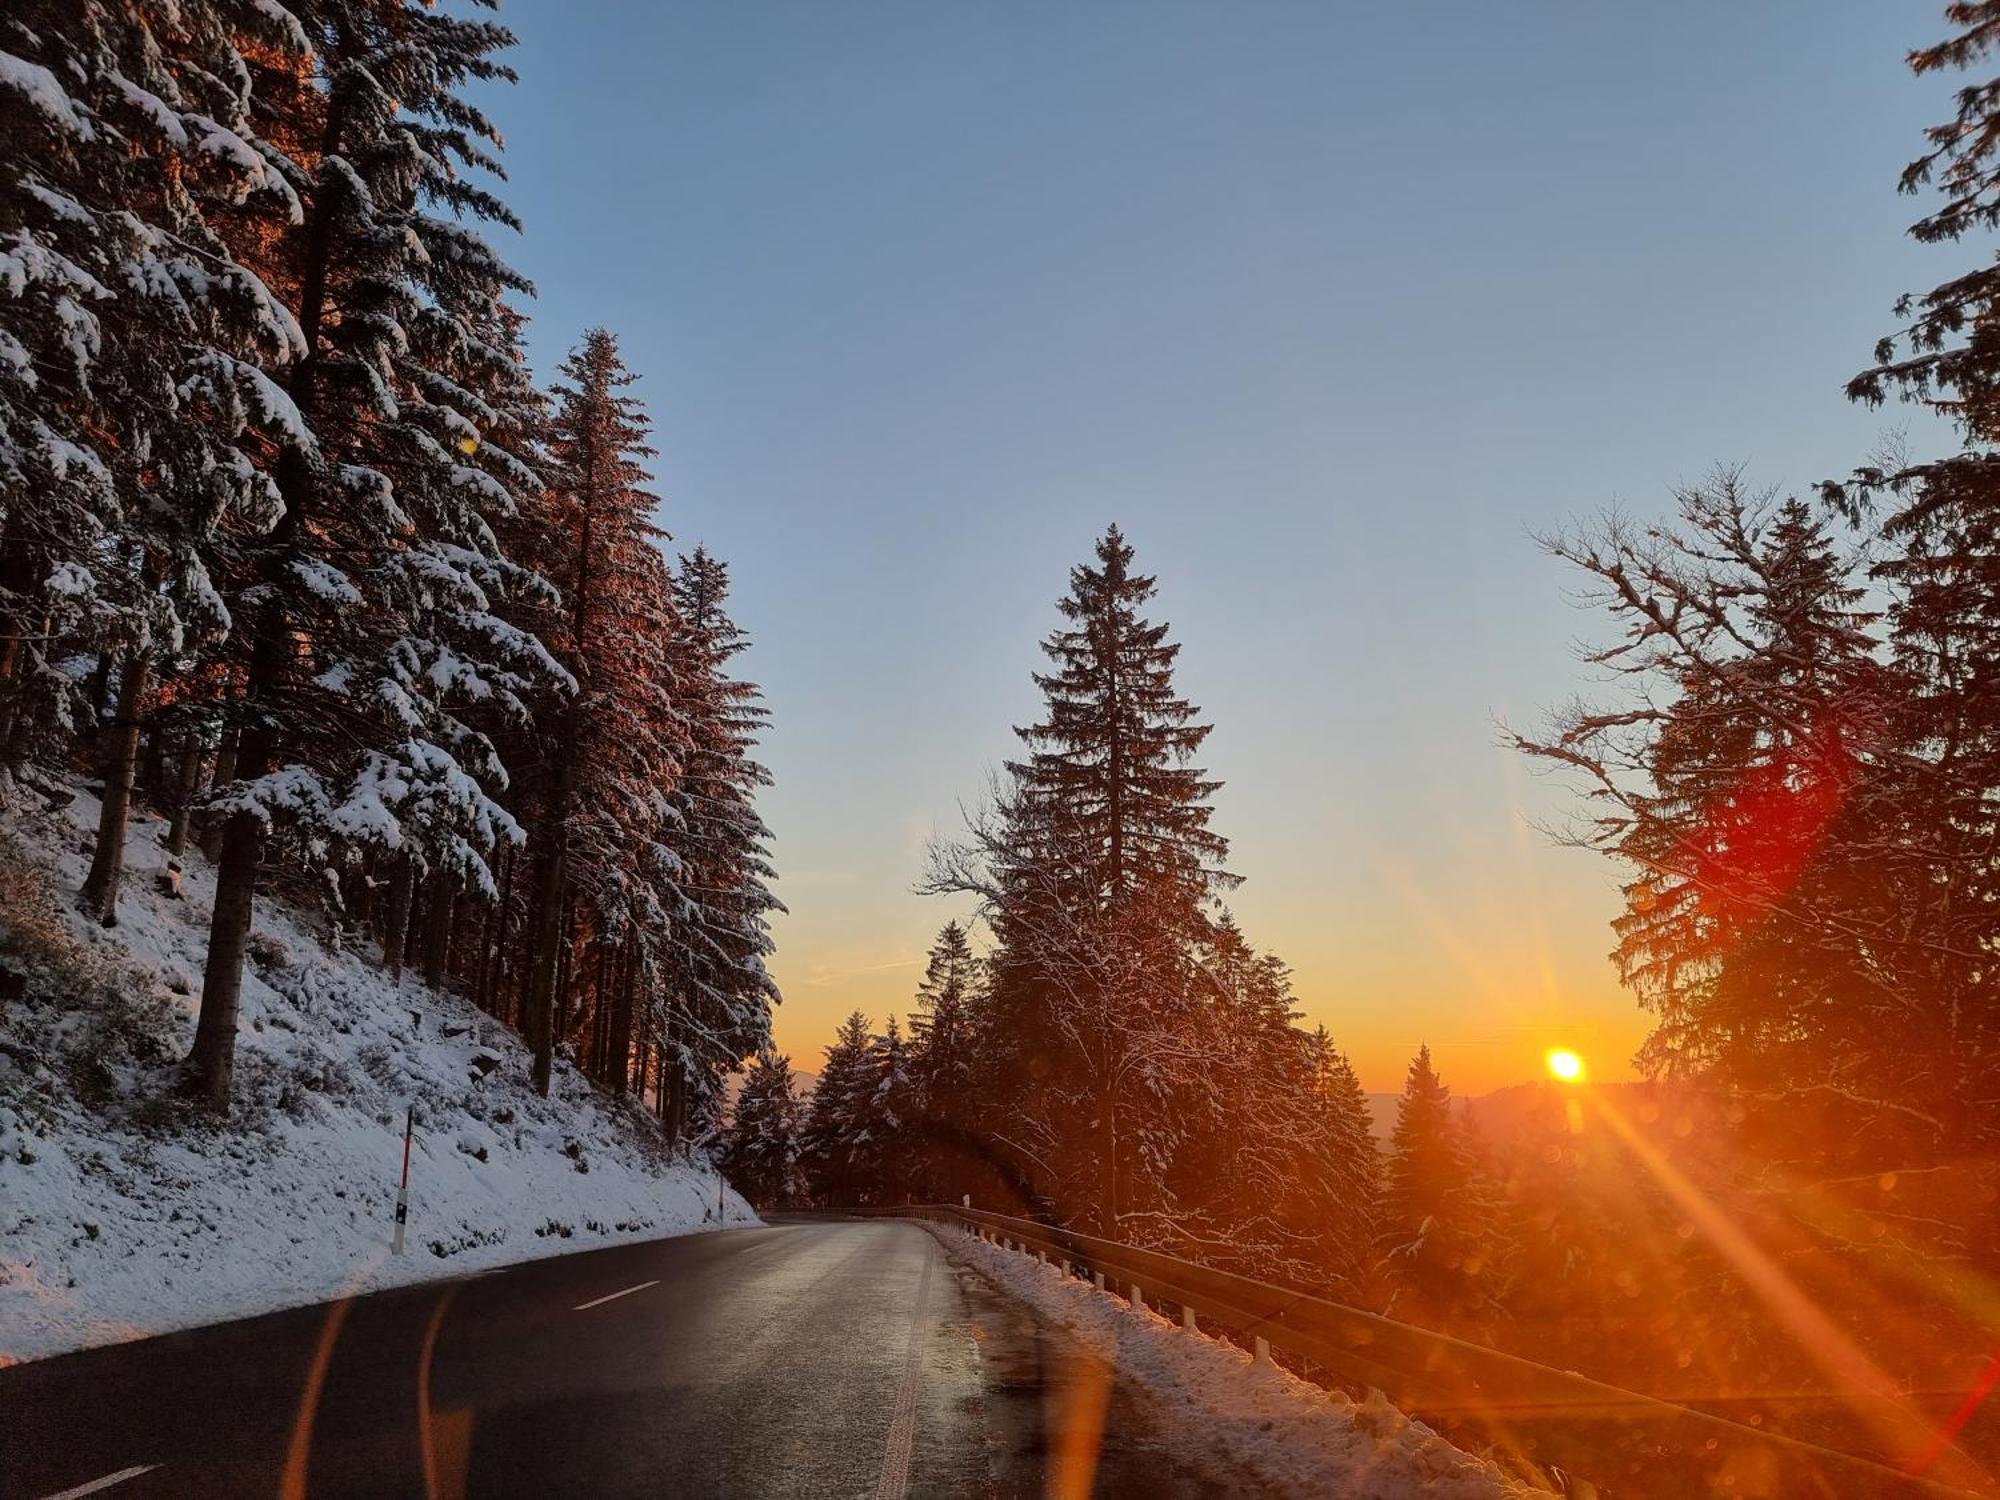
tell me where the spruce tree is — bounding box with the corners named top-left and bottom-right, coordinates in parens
top-left (855, 1015), bottom-right (915, 1204)
top-left (724, 1050), bottom-right (802, 1209)
top-left (1514, 478), bottom-right (1947, 1154)
top-left (656, 546), bottom-right (781, 1143)
top-left (185, 0), bottom-right (561, 1111)
top-left (1006, 523), bottom-right (1232, 917)
top-left (931, 525), bottom-right (1237, 1232)
top-left (802, 1011), bottom-right (875, 1205)
top-left (1380, 1046), bottom-right (1487, 1316)
top-left (1309, 1029), bottom-right (1382, 1283)
top-left (1837, 3), bottom-right (2000, 1143)
top-left (0, 1), bottom-right (300, 922)
top-left (907, 920), bottom-right (983, 1199)
top-left (515, 328), bottom-right (677, 1096)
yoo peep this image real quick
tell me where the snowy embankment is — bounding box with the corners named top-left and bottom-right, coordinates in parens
top-left (0, 789), bottom-right (755, 1366)
top-left (931, 1225), bottom-right (1549, 1500)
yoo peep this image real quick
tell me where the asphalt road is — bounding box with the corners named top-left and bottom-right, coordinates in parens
top-left (1, 1217), bottom-right (1235, 1500)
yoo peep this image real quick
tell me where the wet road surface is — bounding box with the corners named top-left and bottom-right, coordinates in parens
top-left (3, 1216), bottom-right (1238, 1499)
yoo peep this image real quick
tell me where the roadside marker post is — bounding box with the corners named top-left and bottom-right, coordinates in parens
top-left (392, 1105), bottom-right (413, 1255)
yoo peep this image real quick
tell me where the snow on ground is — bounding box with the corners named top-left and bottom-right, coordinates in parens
top-left (930, 1224), bottom-right (1550, 1500)
top-left (0, 788), bottom-right (756, 1366)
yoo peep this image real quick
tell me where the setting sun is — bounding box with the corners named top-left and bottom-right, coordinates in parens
top-left (1547, 1048), bottom-right (1586, 1082)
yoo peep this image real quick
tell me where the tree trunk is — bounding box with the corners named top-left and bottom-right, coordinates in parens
top-left (79, 648), bottom-right (154, 927)
top-left (164, 727), bottom-right (207, 858)
top-left (1097, 1078), bottom-right (1119, 1237)
top-left (85, 651), bottom-right (114, 735)
top-left (184, 606), bottom-right (289, 1118)
top-left (423, 872), bottom-right (453, 990)
top-left (664, 1030), bottom-right (689, 1148)
top-left (380, 858), bottom-right (416, 979)
top-left (0, 608), bottom-right (51, 771)
top-left (523, 838), bottom-right (567, 1097)
top-left (185, 807), bottom-right (261, 1111)
top-left (608, 936), bottom-right (637, 1097)
top-left (553, 889), bottom-right (578, 1039)
top-left (483, 845), bottom-right (515, 1020)
top-left (201, 723), bottom-right (240, 862)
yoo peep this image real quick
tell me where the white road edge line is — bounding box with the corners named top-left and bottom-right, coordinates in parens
top-left (38, 1465), bottom-right (162, 1500)
top-left (572, 1279), bottom-right (660, 1311)
top-left (874, 1245), bottom-right (936, 1500)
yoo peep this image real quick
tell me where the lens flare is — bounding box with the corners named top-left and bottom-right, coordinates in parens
top-left (1546, 1047), bottom-right (1585, 1082)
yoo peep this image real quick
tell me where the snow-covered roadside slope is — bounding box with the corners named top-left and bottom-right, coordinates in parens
top-left (0, 789), bottom-right (756, 1366)
top-left (930, 1225), bottom-right (1549, 1500)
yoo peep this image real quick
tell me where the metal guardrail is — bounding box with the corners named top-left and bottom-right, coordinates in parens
top-left (849, 1203), bottom-right (1992, 1500)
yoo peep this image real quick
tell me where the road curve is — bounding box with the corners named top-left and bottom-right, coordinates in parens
top-left (1, 1217), bottom-right (1230, 1499)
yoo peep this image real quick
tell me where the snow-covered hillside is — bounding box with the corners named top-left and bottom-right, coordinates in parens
top-left (0, 788), bottom-right (755, 1366)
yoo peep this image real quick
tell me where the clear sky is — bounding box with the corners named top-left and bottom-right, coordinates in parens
top-left (478, 1), bottom-right (1951, 1094)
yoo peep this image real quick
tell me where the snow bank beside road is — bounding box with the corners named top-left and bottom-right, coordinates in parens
top-left (932, 1225), bottom-right (1548, 1500)
top-left (0, 791), bottom-right (755, 1366)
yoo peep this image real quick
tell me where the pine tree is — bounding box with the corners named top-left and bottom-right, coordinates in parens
top-left (1835, 5), bottom-right (2000, 1144)
top-left (1308, 1029), bottom-right (1382, 1283)
top-left (854, 1015), bottom-right (916, 1204)
top-left (929, 525), bottom-right (1239, 1232)
top-left (655, 546), bottom-right (781, 1143)
top-left (1624, 496), bottom-right (1885, 1080)
top-left (1512, 477), bottom-right (1956, 1155)
top-left (1380, 1046), bottom-right (1492, 1319)
top-left (0, 2), bottom-right (301, 923)
top-left (514, 327), bottom-right (677, 1097)
top-left (1007, 523), bottom-right (1232, 917)
top-left (906, 920), bottom-right (983, 1198)
top-left (184, 0), bottom-right (561, 1111)
top-left (802, 1011), bottom-right (875, 1205)
top-left (724, 1050), bottom-right (802, 1208)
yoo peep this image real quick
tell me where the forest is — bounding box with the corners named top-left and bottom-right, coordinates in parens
top-left (721, 4), bottom-right (2000, 1471)
top-left (0, 1), bottom-right (780, 1140)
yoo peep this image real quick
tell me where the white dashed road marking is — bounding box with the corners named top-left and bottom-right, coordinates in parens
top-left (38, 1466), bottom-right (161, 1499)
top-left (572, 1279), bottom-right (660, 1311)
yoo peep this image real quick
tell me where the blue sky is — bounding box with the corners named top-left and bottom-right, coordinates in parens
top-left (479, 1), bottom-right (1952, 1090)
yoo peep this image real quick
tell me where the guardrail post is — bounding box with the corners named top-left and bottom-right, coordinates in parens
top-left (1182, 1305), bottom-right (1198, 1332)
top-left (1253, 1335), bottom-right (1272, 1365)
top-left (1130, 1284), bottom-right (1145, 1313)
top-left (1093, 1270), bottom-right (1106, 1292)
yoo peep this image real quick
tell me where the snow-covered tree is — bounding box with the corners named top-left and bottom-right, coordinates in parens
top-left (1379, 1046), bottom-right (1499, 1322)
top-left (802, 1011), bottom-right (875, 1205)
top-left (929, 525), bottom-right (1237, 1232)
top-left (510, 327), bottom-right (677, 1096)
top-left (723, 1049), bottom-right (802, 1208)
top-left (0, 2), bottom-right (303, 924)
top-left (652, 546), bottom-right (781, 1143)
top-left (185, 0), bottom-right (563, 1111)
top-left (906, 919), bottom-right (984, 1199)
top-left (1307, 1028), bottom-right (1382, 1281)
top-left (853, 1015), bottom-right (916, 1203)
